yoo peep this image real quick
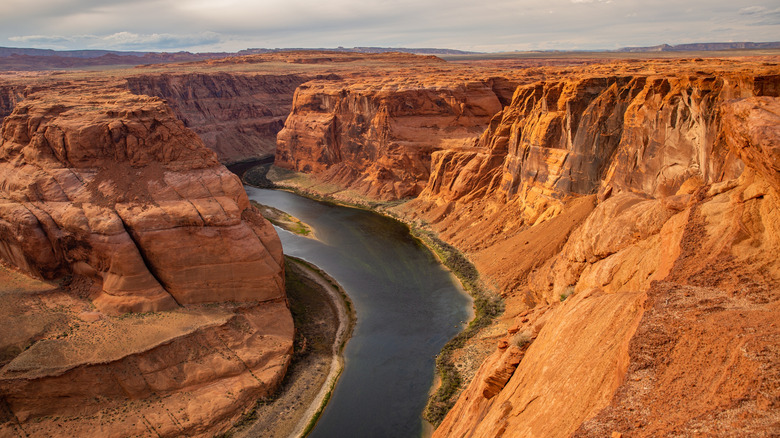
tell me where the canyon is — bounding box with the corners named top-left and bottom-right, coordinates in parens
top-left (271, 56), bottom-right (780, 436)
top-left (0, 51), bottom-right (778, 436)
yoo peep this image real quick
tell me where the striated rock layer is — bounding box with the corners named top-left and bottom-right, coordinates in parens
top-left (126, 73), bottom-right (308, 163)
top-left (0, 86), bottom-right (292, 437)
top-left (275, 75), bottom-right (518, 200)
top-left (425, 64), bottom-right (780, 437)
top-left (275, 59), bottom-right (780, 437)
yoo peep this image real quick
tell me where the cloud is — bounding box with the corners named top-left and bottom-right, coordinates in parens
top-left (100, 32), bottom-right (223, 49)
top-left (737, 5), bottom-right (780, 25)
top-left (739, 6), bottom-right (766, 14)
top-left (8, 35), bottom-right (72, 44)
top-left (1, 0), bottom-right (779, 53)
top-left (7, 32), bottom-right (224, 51)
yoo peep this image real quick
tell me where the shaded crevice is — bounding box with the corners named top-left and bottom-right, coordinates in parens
top-left (115, 213), bottom-right (181, 307)
top-left (17, 201), bottom-right (68, 278)
top-left (0, 396), bottom-right (29, 438)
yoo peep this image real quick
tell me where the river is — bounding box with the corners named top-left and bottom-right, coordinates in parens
top-left (244, 187), bottom-right (472, 438)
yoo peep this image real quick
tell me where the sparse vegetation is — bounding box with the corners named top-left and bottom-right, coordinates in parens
top-left (244, 171), bottom-right (504, 426)
top-left (243, 163), bottom-right (275, 188)
top-left (513, 333), bottom-right (531, 348)
top-left (250, 200), bottom-right (312, 237)
top-left (411, 226), bottom-right (504, 426)
top-left (560, 286), bottom-right (575, 302)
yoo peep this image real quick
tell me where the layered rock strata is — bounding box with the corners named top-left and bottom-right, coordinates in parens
top-left (275, 59), bottom-right (780, 436)
top-left (425, 66), bottom-right (780, 437)
top-left (126, 73), bottom-right (308, 163)
top-left (275, 76), bottom-right (517, 200)
top-left (0, 86), bottom-right (292, 436)
top-left (0, 84), bottom-right (30, 123)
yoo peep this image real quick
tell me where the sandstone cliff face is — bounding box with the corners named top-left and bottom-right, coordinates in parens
top-left (0, 84), bottom-right (30, 124)
top-left (126, 73), bottom-right (308, 163)
top-left (0, 86), bottom-right (285, 313)
top-left (272, 59), bottom-right (779, 436)
top-left (0, 87), bottom-right (293, 436)
top-left (275, 76), bottom-right (516, 200)
top-left (424, 67), bottom-right (780, 437)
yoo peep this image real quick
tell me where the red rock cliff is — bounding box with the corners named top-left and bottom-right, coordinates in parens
top-left (422, 64), bottom-right (780, 437)
top-left (126, 73), bottom-right (308, 163)
top-left (273, 58), bottom-right (780, 437)
top-left (0, 86), bottom-right (285, 313)
top-left (0, 85), bottom-right (292, 437)
top-left (275, 76), bottom-right (517, 200)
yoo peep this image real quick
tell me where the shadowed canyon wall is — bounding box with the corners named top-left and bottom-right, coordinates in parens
top-left (276, 60), bottom-right (780, 436)
top-left (0, 86), bottom-right (292, 437)
top-left (126, 73), bottom-right (309, 163)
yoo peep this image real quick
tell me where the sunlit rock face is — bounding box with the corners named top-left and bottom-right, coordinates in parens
top-left (275, 76), bottom-right (516, 200)
top-left (427, 64), bottom-right (780, 438)
top-left (275, 57), bottom-right (780, 437)
top-left (0, 85), bottom-right (293, 437)
top-left (0, 86), bottom-right (285, 313)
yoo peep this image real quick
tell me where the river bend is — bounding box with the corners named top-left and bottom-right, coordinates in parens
top-left (245, 187), bottom-right (471, 438)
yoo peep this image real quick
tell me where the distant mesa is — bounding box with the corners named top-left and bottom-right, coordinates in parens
top-left (2, 42), bottom-right (779, 71)
top-left (236, 46), bottom-right (479, 55)
top-left (615, 41), bottom-right (780, 52)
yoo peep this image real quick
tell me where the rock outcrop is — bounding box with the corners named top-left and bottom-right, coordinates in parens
top-left (0, 86), bottom-right (286, 313)
top-left (275, 76), bottom-right (517, 200)
top-left (126, 73), bottom-right (308, 163)
top-left (0, 84), bottom-right (30, 123)
top-left (0, 86), bottom-right (292, 437)
top-left (425, 64), bottom-right (780, 437)
top-left (273, 58), bottom-right (780, 436)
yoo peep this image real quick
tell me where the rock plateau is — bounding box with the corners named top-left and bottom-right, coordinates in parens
top-left (0, 85), bottom-right (292, 437)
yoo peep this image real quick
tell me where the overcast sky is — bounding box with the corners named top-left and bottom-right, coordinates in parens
top-left (2, 0), bottom-right (779, 53)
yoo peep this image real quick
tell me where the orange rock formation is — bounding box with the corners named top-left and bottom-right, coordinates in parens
top-left (0, 53), bottom-right (778, 437)
top-left (0, 86), bottom-right (292, 436)
top-left (275, 76), bottom-right (517, 199)
top-left (273, 58), bottom-right (780, 437)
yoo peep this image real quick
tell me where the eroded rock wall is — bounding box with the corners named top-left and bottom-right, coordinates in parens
top-left (275, 77), bottom-right (516, 200)
top-left (0, 84), bottom-right (30, 124)
top-left (273, 59), bottom-right (780, 437)
top-left (126, 73), bottom-right (308, 163)
top-left (0, 86), bottom-right (285, 313)
top-left (426, 68), bottom-right (780, 437)
top-left (0, 85), bottom-right (293, 436)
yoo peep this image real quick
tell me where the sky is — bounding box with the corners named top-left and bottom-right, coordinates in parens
top-left (1, 0), bottom-right (779, 53)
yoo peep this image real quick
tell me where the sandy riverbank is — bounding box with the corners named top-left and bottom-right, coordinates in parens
top-left (226, 257), bottom-right (354, 438)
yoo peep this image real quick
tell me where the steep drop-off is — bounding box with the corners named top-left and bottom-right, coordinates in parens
top-left (0, 84), bottom-right (31, 123)
top-left (275, 75), bottom-right (518, 200)
top-left (126, 73), bottom-right (308, 163)
top-left (425, 64), bottom-right (780, 437)
top-left (275, 59), bottom-right (780, 436)
top-left (0, 86), bottom-right (292, 437)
